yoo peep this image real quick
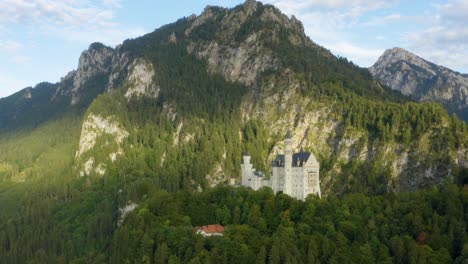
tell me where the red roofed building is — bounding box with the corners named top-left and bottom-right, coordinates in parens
top-left (194, 224), bottom-right (225, 237)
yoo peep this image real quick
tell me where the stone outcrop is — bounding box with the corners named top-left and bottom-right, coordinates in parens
top-left (124, 58), bottom-right (159, 99)
top-left (118, 201), bottom-right (138, 227)
top-left (71, 43), bottom-right (114, 105)
top-left (52, 43), bottom-right (134, 106)
top-left (53, 43), bottom-right (114, 105)
top-left (76, 114), bottom-right (129, 158)
top-left (76, 113), bottom-right (129, 176)
top-left (106, 46), bottom-right (132, 92)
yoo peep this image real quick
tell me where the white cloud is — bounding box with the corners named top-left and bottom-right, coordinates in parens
top-left (0, 0), bottom-right (144, 45)
top-left (266, 0), bottom-right (396, 13)
top-left (438, 0), bottom-right (468, 21)
top-left (0, 0), bottom-right (112, 27)
top-left (326, 42), bottom-right (383, 66)
top-left (0, 40), bottom-right (22, 52)
top-left (260, 0), bottom-right (395, 67)
top-left (0, 0), bottom-right (146, 98)
top-left (260, 0), bottom-right (467, 72)
top-left (263, 0), bottom-right (400, 25)
top-left (406, 0), bottom-right (468, 72)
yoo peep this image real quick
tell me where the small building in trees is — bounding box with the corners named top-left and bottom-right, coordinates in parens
top-left (194, 224), bottom-right (225, 237)
top-left (241, 131), bottom-right (321, 200)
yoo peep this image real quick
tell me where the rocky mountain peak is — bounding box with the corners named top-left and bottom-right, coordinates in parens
top-left (370, 47), bottom-right (468, 121)
top-left (52, 43), bottom-right (115, 105)
top-left (74, 43), bottom-right (114, 88)
top-left (243, 0), bottom-right (259, 13)
top-left (184, 0), bottom-right (314, 86)
top-left (372, 48), bottom-right (435, 75)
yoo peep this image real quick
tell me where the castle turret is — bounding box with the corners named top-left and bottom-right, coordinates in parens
top-left (241, 154), bottom-right (252, 186)
top-left (284, 131), bottom-right (293, 196)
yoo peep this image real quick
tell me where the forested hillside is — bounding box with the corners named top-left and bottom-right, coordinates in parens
top-left (0, 0), bottom-right (467, 262)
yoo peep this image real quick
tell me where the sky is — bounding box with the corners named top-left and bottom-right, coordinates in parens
top-left (0, 0), bottom-right (467, 98)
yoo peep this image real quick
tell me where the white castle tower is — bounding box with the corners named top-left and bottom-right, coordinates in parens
top-left (283, 130), bottom-right (293, 197)
top-left (241, 155), bottom-right (252, 186)
top-left (240, 131), bottom-right (321, 200)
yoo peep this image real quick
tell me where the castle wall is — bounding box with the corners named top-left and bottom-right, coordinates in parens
top-left (303, 165), bottom-right (320, 198)
top-left (241, 138), bottom-right (321, 200)
top-left (250, 176), bottom-right (270, 191)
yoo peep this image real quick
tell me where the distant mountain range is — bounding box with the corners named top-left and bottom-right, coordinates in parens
top-left (370, 47), bottom-right (468, 122)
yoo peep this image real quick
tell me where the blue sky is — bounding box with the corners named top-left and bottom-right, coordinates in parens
top-left (0, 0), bottom-right (467, 98)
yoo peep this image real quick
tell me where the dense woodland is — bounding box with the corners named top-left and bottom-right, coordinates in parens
top-left (0, 2), bottom-right (467, 263)
top-left (1, 181), bottom-right (468, 263)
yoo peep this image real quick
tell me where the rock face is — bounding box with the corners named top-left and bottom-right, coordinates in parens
top-left (76, 114), bottom-right (129, 158)
top-left (106, 46), bottom-right (132, 93)
top-left (124, 58), bottom-right (159, 99)
top-left (52, 43), bottom-right (135, 107)
top-left (76, 113), bottom-right (129, 176)
top-left (53, 43), bottom-right (114, 105)
top-left (71, 43), bottom-right (114, 105)
top-left (186, 0), bottom-right (311, 86)
top-left (370, 48), bottom-right (468, 121)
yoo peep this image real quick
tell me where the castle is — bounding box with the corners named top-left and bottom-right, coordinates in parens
top-left (241, 132), bottom-right (321, 200)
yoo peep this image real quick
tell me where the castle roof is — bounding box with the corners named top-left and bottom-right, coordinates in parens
top-left (272, 152), bottom-right (314, 167)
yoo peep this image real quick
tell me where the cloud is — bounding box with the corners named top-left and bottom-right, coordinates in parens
top-left (259, 0), bottom-right (396, 67)
top-left (259, 0), bottom-right (467, 72)
top-left (406, 0), bottom-right (468, 71)
top-left (0, 0), bottom-right (146, 98)
top-left (0, 0), bottom-right (114, 27)
top-left (265, 0), bottom-right (396, 12)
top-left (327, 42), bottom-right (383, 62)
top-left (264, 0), bottom-right (398, 22)
top-left (438, 0), bottom-right (468, 21)
top-left (0, 40), bottom-right (22, 52)
top-left (0, 0), bottom-right (143, 45)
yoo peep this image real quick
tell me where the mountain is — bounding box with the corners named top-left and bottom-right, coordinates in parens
top-left (0, 82), bottom-right (58, 130)
top-left (0, 0), bottom-right (466, 193)
top-left (69, 1), bottom-right (466, 193)
top-left (0, 43), bottom-right (116, 132)
top-left (370, 47), bottom-right (468, 121)
top-left (0, 0), bottom-right (467, 262)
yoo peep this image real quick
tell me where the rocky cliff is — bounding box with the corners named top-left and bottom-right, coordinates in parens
top-left (370, 47), bottom-right (468, 121)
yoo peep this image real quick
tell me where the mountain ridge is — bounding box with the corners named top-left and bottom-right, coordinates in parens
top-left (0, 0), bottom-right (466, 192)
top-left (370, 47), bottom-right (468, 121)
top-left (70, 0), bottom-right (466, 193)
